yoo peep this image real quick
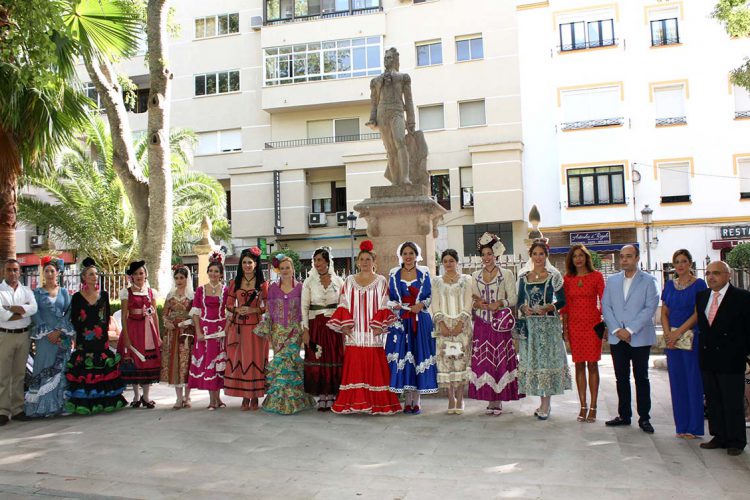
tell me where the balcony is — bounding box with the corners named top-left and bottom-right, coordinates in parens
top-left (265, 1), bottom-right (381, 26)
top-left (736, 110), bottom-right (750, 120)
top-left (655, 116), bottom-right (687, 127)
top-left (265, 132), bottom-right (380, 149)
top-left (558, 39), bottom-right (617, 52)
top-left (561, 117), bottom-right (624, 131)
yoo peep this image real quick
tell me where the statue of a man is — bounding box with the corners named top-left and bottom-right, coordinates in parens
top-left (366, 48), bottom-right (415, 185)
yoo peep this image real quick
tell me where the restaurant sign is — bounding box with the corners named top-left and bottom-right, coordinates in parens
top-left (569, 231), bottom-right (611, 246)
top-left (720, 225), bottom-right (750, 239)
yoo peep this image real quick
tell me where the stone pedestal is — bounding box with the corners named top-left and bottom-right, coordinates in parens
top-left (354, 185), bottom-right (446, 276)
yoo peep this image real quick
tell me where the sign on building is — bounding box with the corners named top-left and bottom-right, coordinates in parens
top-left (569, 231), bottom-right (611, 246)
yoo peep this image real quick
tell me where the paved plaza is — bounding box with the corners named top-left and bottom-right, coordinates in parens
top-left (0, 356), bottom-right (748, 500)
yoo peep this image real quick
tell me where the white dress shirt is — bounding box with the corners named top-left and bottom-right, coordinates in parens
top-left (0, 280), bottom-right (38, 330)
top-left (705, 282), bottom-right (730, 318)
top-left (623, 274), bottom-right (634, 300)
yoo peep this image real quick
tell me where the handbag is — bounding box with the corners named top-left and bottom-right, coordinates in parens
top-left (656, 328), bottom-right (694, 350)
top-left (593, 321), bottom-right (607, 340)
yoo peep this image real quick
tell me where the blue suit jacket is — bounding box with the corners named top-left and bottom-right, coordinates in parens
top-left (601, 270), bottom-right (660, 347)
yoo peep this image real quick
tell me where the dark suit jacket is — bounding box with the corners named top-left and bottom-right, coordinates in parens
top-left (697, 284), bottom-right (750, 374)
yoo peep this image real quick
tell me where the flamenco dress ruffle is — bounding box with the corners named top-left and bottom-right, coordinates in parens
top-left (64, 349), bottom-right (127, 415)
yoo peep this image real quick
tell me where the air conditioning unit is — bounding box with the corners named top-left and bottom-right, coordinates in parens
top-left (30, 235), bottom-right (45, 247)
top-left (308, 212), bottom-right (327, 227)
top-left (250, 16), bottom-right (262, 30)
top-left (336, 211), bottom-right (349, 226)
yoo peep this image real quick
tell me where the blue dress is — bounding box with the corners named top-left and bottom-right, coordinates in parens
top-left (25, 288), bottom-right (74, 417)
top-left (662, 278), bottom-right (707, 436)
top-left (385, 267), bottom-right (438, 394)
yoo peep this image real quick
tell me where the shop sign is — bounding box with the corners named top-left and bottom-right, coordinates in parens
top-left (569, 231), bottom-right (611, 246)
top-left (720, 225), bottom-right (750, 239)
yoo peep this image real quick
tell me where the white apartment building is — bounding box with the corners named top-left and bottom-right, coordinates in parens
top-left (516, 0), bottom-right (750, 273)
top-left (17, 0), bottom-right (529, 273)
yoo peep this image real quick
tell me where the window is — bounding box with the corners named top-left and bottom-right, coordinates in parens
top-left (739, 158), bottom-right (750, 198)
top-left (559, 21), bottom-right (586, 51)
top-left (651, 18), bottom-right (679, 46)
top-left (418, 104), bottom-right (444, 131)
top-left (463, 223), bottom-right (513, 257)
top-left (125, 88), bottom-right (150, 114)
top-left (431, 174), bottom-right (450, 210)
top-left (566, 165), bottom-right (625, 207)
top-left (456, 35), bottom-right (483, 62)
top-left (196, 129), bottom-right (242, 155)
top-left (659, 161), bottom-right (691, 203)
top-left (306, 118), bottom-right (360, 142)
top-left (587, 19), bottom-right (615, 48)
top-left (560, 86), bottom-right (623, 130)
top-left (195, 70), bottom-right (240, 96)
top-left (311, 182), bottom-right (333, 213)
top-left (83, 82), bottom-right (102, 109)
top-left (264, 36), bottom-right (382, 86)
top-left (460, 167), bottom-right (473, 208)
top-left (416, 40), bottom-right (442, 67)
top-left (265, 1), bottom-right (380, 22)
top-left (733, 84), bottom-right (750, 119)
top-left (334, 185), bottom-right (347, 211)
top-left (195, 13), bottom-right (239, 39)
top-left (458, 100), bottom-right (485, 127)
top-left (653, 84), bottom-right (686, 126)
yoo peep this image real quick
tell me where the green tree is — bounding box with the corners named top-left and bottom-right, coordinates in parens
top-left (18, 116), bottom-right (229, 274)
top-left (0, 0), bottom-right (139, 266)
top-left (590, 251), bottom-right (603, 270)
top-left (727, 243), bottom-right (750, 268)
top-left (278, 247), bottom-right (302, 274)
top-left (714, 0), bottom-right (750, 90)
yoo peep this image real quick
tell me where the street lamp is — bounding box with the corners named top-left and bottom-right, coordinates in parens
top-left (641, 205), bottom-right (653, 271)
top-left (347, 211), bottom-right (357, 273)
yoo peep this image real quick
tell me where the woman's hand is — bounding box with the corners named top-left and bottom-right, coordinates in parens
top-left (47, 330), bottom-right (62, 345)
top-left (439, 322), bottom-right (451, 337)
top-left (409, 303), bottom-right (424, 313)
top-left (120, 333), bottom-right (132, 349)
top-left (453, 321), bottom-right (464, 336)
top-left (302, 327), bottom-right (310, 346)
top-left (164, 321), bottom-right (175, 331)
top-left (341, 326), bottom-right (354, 338)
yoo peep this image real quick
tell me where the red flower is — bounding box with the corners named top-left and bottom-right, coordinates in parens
top-left (93, 325), bottom-right (103, 339)
top-left (360, 240), bottom-right (374, 252)
top-left (79, 310), bottom-right (87, 321)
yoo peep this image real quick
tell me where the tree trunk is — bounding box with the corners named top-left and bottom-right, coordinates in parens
top-left (0, 171), bottom-right (18, 268)
top-left (0, 125), bottom-right (21, 267)
top-left (84, 58), bottom-right (150, 252)
top-left (144, 0), bottom-right (173, 294)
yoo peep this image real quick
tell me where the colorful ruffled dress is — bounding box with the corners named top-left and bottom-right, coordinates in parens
top-left (116, 286), bottom-right (162, 385)
top-left (65, 291), bottom-right (127, 414)
top-left (254, 281), bottom-right (314, 415)
top-left (25, 287), bottom-right (75, 417)
top-left (327, 275), bottom-right (401, 415)
top-left (224, 282), bottom-right (268, 399)
top-left (188, 285), bottom-right (228, 391)
top-left (385, 267), bottom-right (438, 394)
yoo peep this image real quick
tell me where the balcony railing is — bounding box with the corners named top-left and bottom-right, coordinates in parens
top-left (265, 132), bottom-right (380, 149)
top-left (561, 117), bottom-right (624, 131)
top-left (652, 36), bottom-right (680, 47)
top-left (265, 4), bottom-right (382, 26)
top-left (735, 110), bottom-right (750, 119)
top-left (559, 39), bottom-right (617, 52)
top-left (655, 116), bottom-right (687, 127)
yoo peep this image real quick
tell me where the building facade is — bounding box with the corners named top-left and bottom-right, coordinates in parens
top-left (516, 0), bottom-right (750, 272)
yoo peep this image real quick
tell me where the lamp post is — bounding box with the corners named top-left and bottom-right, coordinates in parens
top-left (641, 205), bottom-right (653, 271)
top-left (347, 211), bottom-right (357, 273)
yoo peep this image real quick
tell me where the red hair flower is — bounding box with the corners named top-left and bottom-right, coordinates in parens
top-left (248, 246), bottom-right (261, 257)
top-left (359, 240), bottom-right (374, 252)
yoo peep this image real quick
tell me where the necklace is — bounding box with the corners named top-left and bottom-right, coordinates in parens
top-left (207, 282), bottom-right (221, 295)
top-left (443, 272), bottom-right (459, 284)
top-left (243, 276), bottom-right (255, 285)
top-left (533, 269), bottom-right (545, 280)
top-left (131, 283), bottom-right (145, 293)
top-left (674, 276), bottom-right (692, 290)
top-left (403, 265), bottom-right (416, 273)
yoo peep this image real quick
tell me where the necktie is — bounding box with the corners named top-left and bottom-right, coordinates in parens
top-left (707, 292), bottom-right (720, 326)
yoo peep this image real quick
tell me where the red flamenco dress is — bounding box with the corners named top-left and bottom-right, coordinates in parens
top-left (65, 291), bottom-right (127, 414)
top-left (116, 287), bottom-right (162, 384)
top-left (327, 274), bottom-right (401, 415)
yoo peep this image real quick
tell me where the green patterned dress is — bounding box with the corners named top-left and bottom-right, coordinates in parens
top-left (516, 270), bottom-right (572, 396)
top-left (255, 281), bottom-right (315, 415)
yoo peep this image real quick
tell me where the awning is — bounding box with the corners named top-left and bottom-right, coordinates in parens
top-left (550, 242), bottom-right (640, 255)
top-left (711, 239), bottom-right (745, 250)
top-left (16, 251), bottom-right (76, 267)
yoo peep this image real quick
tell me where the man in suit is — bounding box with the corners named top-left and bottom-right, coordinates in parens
top-left (602, 245), bottom-right (660, 433)
top-left (697, 261), bottom-right (750, 456)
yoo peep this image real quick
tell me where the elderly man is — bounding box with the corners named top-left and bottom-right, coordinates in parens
top-left (0, 260), bottom-right (38, 426)
top-left (697, 261), bottom-right (750, 456)
top-left (602, 245), bottom-right (660, 433)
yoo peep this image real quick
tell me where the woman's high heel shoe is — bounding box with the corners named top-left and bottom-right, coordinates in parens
top-left (586, 407), bottom-right (597, 423)
top-left (577, 406), bottom-right (588, 422)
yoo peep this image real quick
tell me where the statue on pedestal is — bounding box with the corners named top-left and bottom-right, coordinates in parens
top-left (366, 48), bottom-right (429, 188)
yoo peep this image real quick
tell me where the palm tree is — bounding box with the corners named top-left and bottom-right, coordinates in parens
top-left (0, 0), bottom-right (139, 265)
top-left (17, 116), bottom-right (229, 273)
